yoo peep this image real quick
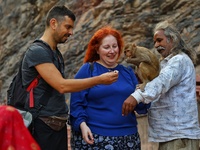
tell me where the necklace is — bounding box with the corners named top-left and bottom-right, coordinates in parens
top-left (95, 61), bottom-right (118, 73)
top-left (96, 61), bottom-right (118, 68)
top-left (108, 68), bottom-right (115, 72)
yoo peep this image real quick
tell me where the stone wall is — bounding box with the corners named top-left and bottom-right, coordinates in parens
top-left (0, 0), bottom-right (200, 101)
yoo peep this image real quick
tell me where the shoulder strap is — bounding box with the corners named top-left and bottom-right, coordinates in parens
top-left (26, 75), bottom-right (41, 108)
top-left (55, 49), bottom-right (65, 77)
top-left (32, 39), bottom-right (54, 60)
top-left (89, 62), bottom-right (94, 77)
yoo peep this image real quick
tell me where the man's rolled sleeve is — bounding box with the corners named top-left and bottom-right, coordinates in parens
top-left (131, 89), bottom-right (144, 104)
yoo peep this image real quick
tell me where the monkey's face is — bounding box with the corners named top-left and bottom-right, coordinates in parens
top-left (124, 49), bottom-right (132, 58)
top-left (124, 43), bottom-right (134, 58)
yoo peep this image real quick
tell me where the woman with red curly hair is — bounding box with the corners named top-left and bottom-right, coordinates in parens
top-left (70, 26), bottom-right (150, 149)
top-left (83, 26), bottom-right (124, 63)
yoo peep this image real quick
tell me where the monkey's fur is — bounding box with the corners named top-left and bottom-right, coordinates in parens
top-left (124, 43), bottom-right (160, 91)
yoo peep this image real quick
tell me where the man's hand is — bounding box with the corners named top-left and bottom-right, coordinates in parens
top-left (99, 70), bottom-right (119, 84)
top-left (80, 122), bottom-right (94, 145)
top-left (122, 95), bottom-right (138, 116)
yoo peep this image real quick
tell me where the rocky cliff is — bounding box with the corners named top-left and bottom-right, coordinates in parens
top-left (0, 0), bottom-right (200, 102)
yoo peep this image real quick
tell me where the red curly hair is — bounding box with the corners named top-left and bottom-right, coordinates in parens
top-left (83, 26), bottom-right (124, 63)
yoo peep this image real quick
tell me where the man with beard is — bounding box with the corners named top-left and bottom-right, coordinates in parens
top-left (122, 21), bottom-right (200, 150)
top-left (22, 5), bottom-right (118, 150)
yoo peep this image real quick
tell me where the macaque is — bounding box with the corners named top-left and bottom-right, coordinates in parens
top-left (124, 43), bottom-right (160, 91)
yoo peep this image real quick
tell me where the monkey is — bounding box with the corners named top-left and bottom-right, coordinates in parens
top-left (124, 43), bottom-right (160, 91)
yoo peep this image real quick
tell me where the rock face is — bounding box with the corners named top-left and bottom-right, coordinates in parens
top-left (0, 0), bottom-right (200, 101)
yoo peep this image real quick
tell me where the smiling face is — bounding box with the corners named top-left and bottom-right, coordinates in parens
top-left (97, 35), bottom-right (119, 68)
top-left (53, 16), bottom-right (74, 44)
top-left (153, 30), bottom-right (173, 58)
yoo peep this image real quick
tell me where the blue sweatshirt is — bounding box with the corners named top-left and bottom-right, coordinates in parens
top-left (70, 62), bottom-right (150, 136)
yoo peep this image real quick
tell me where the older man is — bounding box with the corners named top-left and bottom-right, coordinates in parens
top-left (122, 21), bottom-right (200, 150)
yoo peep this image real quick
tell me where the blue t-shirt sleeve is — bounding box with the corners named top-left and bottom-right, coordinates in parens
top-left (70, 63), bottom-right (92, 131)
top-left (134, 102), bottom-right (151, 114)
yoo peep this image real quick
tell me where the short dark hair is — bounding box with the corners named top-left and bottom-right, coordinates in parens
top-left (46, 5), bottom-right (76, 26)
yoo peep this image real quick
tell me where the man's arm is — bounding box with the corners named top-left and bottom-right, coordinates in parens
top-left (35, 63), bottom-right (118, 93)
top-left (122, 95), bottom-right (138, 116)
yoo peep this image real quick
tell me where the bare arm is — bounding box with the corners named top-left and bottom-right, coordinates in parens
top-left (35, 63), bottom-right (118, 93)
top-left (80, 122), bottom-right (94, 145)
top-left (122, 95), bottom-right (138, 116)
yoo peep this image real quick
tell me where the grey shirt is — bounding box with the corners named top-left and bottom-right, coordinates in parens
top-left (22, 40), bottom-right (68, 117)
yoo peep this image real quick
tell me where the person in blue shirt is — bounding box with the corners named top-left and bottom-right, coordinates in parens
top-left (70, 26), bottom-right (150, 150)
